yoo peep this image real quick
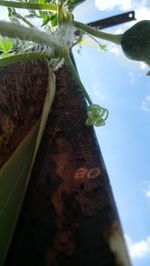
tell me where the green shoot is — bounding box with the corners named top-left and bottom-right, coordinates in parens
top-left (73, 20), bottom-right (123, 45)
top-left (63, 50), bottom-right (109, 126)
top-left (0, 0), bottom-right (118, 127)
top-left (0, 1), bottom-right (57, 11)
top-left (63, 49), bottom-right (92, 105)
top-left (8, 8), bottom-right (34, 27)
top-left (86, 104), bottom-right (109, 127)
top-left (0, 37), bottom-right (14, 54)
top-left (0, 21), bottom-right (61, 50)
top-left (0, 52), bottom-right (52, 67)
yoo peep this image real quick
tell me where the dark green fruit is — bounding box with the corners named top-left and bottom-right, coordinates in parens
top-left (121, 20), bottom-right (150, 63)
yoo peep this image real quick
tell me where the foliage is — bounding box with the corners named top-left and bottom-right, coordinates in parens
top-left (0, 37), bottom-right (13, 53)
top-left (0, 121), bottom-right (40, 266)
top-left (0, 0), bottom-right (112, 127)
top-left (0, 1), bottom-right (149, 125)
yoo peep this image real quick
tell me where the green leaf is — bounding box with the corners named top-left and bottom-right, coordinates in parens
top-left (0, 68), bottom-right (55, 265)
top-left (38, 0), bottom-right (46, 3)
top-left (67, 0), bottom-right (86, 10)
top-left (0, 121), bottom-right (40, 266)
top-left (0, 37), bottom-right (13, 53)
top-left (0, 1), bottom-right (57, 11)
top-left (50, 14), bottom-right (58, 26)
top-left (0, 52), bottom-right (14, 59)
top-left (98, 44), bottom-right (107, 51)
top-left (0, 52), bottom-right (52, 67)
top-left (40, 11), bottom-right (58, 26)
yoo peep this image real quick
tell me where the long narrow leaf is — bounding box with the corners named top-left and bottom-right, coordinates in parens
top-left (0, 1), bottom-right (57, 11)
top-left (0, 67), bottom-right (55, 265)
top-left (0, 120), bottom-right (40, 265)
top-left (0, 52), bottom-right (52, 67)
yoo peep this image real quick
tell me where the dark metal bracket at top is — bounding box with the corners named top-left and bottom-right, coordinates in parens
top-left (87, 11), bottom-right (136, 29)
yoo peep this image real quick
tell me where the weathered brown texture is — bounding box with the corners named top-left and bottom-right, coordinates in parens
top-left (5, 63), bottom-right (130, 266)
top-left (0, 61), bottom-right (48, 167)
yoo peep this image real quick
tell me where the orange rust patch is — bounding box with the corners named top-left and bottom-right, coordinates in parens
top-left (52, 137), bottom-right (76, 216)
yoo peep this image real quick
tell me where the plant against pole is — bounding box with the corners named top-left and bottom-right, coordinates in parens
top-left (0, 1), bottom-right (149, 126)
top-left (0, 1), bottom-right (150, 265)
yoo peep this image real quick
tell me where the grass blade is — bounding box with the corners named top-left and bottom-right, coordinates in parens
top-left (0, 1), bottom-right (57, 11)
top-left (0, 67), bottom-right (55, 265)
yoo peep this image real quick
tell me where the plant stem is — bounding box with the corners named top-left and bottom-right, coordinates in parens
top-left (11, 10), bottom-right (34, 27)
top-left (0, 52), bottom-right (51, 67)
top-left (73, 20), bottom-right (123, 45)
top-left (63, 50), bottom-right (92, 105)
top-left (0, 21), bottom-right (61, 50)
top-left (0, 0), bottom-right (57, 11)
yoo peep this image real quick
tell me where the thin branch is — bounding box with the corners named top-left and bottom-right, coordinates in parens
top-left (0, 1), bottom-right (57, 11)
top-left (0, 52), bottom-right (51, 67)
top-left (73, 20), bottom-right (123, 45)
top-left (0, 21), bottom-right (61, 50)
top-left (10, 10), bottom-right (34, 27)
top-left (63, 49), bottom-right (92, 105)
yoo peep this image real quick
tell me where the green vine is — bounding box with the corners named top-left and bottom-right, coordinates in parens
top-left (0, 1), bottom-right (57, 11)
top-left (0, 52), bottom-right (52, 67)
top-left (72, 20), bottom-right (123, 44)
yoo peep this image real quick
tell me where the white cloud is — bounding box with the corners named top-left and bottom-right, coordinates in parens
top-left (91, 84), bottom-right (105, 102)
top-left (140, 62), bottom-right (148, 71)
top-left (95, 0), bottom-right (132, 11)
top-left (108, 44), bottom-right (122, 56)
top-left (129, 71), bottom-right (135, 84)
top-left (141, 95), bottom-right (150, 112)
top-left (136, 6), bottom-right (150, 21)
top-left (95, 0), bottom-right (150, 14)
top-left (125, 234), bottom-right (150, 259)
top-left (145, 190), bottom-right (150, 197)
top-left (94, 1), bottom-right (150, 71)
top-left (143, 182), bottom-right (150, 198)
top-left (94, 0), bottom-right (150, 34)
top-left (95, 0), bottom-right (150, 27)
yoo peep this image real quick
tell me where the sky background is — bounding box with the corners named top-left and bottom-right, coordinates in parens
top-left (73, 1), bottom-right (150, 266)
top-left (0, 1), bottom-right (150, 265)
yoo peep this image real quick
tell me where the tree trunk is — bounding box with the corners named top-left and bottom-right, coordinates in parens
top-left (2, 62), bottom-right (131, 266)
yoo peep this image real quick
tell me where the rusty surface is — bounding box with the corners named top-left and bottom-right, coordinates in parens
top-left (5, 63), bottom-right (131, 266)
top-left (0, 61), bottom-right (48, 168)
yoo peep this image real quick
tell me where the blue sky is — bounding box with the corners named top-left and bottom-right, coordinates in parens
top-left (73, 1), bottom-right (150, 266)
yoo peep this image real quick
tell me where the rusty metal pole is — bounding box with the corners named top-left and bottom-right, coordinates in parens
top-left (5, 63), bottom-right (132, 266)
top-left (4, 10), bottom-right (136, 266)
